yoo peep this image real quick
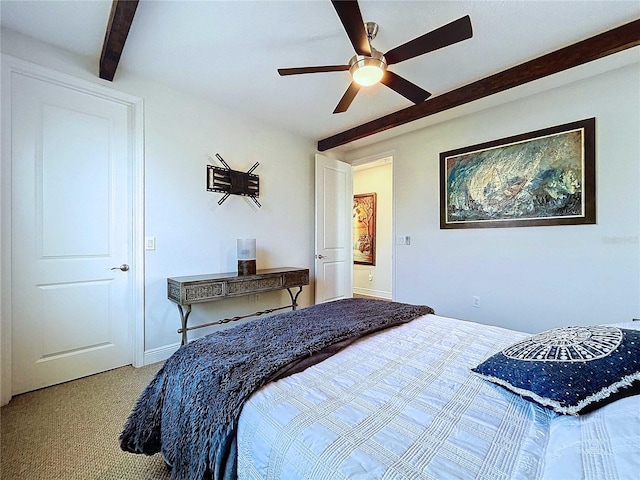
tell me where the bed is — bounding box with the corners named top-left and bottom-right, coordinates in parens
top-left (120, 298), bottom-right (640, 480)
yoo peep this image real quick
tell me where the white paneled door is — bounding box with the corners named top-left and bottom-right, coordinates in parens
top-left (314, 154), bottom-right (353, 303)
top-left (11, 72), bottom-right (133, 395)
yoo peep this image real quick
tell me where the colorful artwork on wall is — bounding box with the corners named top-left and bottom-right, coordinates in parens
top-left (353, 193), bottom-right (376, 265)
top-left (440, 118), bottom-right (595, 229)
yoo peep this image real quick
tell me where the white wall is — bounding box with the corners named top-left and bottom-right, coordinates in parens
top-left (141, 83), bottom-right (315, 353)
top-left (3, 27), bottom-right (638, 353)
top-left (1, 29), bottom-right (316, 361)
top-left (344, 62), bottom-right (640, 333)
top-left (353, 163), bottom-right (393, 299)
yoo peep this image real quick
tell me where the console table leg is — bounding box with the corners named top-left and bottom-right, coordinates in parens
top-left (177, 304), bottom-right (192, 345)
top-left (286, 287), bottom-right (303, 310)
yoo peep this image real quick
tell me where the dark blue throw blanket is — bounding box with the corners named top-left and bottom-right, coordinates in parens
top-left (120, 298), bottom-right (433, 480)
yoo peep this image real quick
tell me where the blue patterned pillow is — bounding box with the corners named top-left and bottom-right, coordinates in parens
top-left (472, 326), bottom-right (640, 415)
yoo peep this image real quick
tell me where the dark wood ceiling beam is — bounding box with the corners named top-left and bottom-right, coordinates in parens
top-left (318, 18), bottom-right (640, 151)
top-left (99, 0), bottom-right (139, 81)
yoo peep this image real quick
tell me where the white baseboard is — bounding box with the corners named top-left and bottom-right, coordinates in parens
top-left (353, 287), bottom-right (392, 300)
top-left (143, 343), bottom-right (180, 366)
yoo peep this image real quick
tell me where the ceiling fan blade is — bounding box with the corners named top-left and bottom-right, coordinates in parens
top-left (380, 71), bottom-right (431, 104)
top-left (278, 65), bottom-right (349, 76)
top-left (333, 82), bottom-right (361, 114)
top-left (331, 0), bottom-right (371, 56)
top-left (384, 15), bottom-right (473, 65)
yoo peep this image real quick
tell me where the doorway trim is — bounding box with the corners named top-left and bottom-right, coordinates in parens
top-left (350, 150), bottom-right (396, 301)
top-left (0, 55), bottom-right (145, 405)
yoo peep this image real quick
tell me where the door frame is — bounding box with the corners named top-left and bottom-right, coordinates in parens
top-left (0, 55), bottom-right (145, 405)
top-left (350, 150), bottom-right (396, 301)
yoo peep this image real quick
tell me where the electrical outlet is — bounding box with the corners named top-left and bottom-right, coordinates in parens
top-left (473, 296), bottom-right (480, 308)
top-left (368, 272), bottom-right (373, 281)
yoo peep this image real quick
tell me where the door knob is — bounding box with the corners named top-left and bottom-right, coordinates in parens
top-left (316, 254), bottom-right (326, 259)
top-left (111, 264), bottom-right (129, 272)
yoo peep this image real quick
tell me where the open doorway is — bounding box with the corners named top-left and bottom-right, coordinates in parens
top-left (352, 156), bottom-right (393, 301)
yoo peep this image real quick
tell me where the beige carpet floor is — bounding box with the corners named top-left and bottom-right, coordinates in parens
top-left (1, 363), bottom-right (170, 479)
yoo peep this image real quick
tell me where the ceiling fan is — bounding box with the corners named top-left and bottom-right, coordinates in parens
top-left (278, 0), bottom-right (473, 114)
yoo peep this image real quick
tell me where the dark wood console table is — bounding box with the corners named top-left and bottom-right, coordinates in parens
top-left (167, 267), bottom-right (309, 344)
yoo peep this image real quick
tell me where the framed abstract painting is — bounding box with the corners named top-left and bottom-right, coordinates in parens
top-left (440, 118), bottom-right (595, 229)
top-left (353, 193), bottom-right (376, 265)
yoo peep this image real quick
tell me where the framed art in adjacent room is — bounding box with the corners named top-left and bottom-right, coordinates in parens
top-left (440, 118), bottom-right (596, 229)
top-left (353, 193), bottom-right (376, 265)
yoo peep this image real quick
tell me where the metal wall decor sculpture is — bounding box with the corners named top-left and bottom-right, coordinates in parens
top-left (440, 118), bottom-right (595, 229)
top-left (207, 153), bottom-right (261, 207)
top-left (353, 193), bottom-right (377, 265)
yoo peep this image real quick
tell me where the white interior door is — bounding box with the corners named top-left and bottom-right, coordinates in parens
top-left (10, 72), bottom-right (133, 395)
top-left (315, 154), bottom-right (353, 303)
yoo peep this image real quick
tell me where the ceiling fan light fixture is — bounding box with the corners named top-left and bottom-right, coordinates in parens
top-left (349, 49), bottom-right (387, 86)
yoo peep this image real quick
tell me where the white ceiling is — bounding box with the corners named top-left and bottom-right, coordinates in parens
top-left (2, 0), bottom-right (639, 145)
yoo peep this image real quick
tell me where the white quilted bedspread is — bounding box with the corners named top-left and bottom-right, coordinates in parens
top-left (237, 315), bottom-right (640, 480)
